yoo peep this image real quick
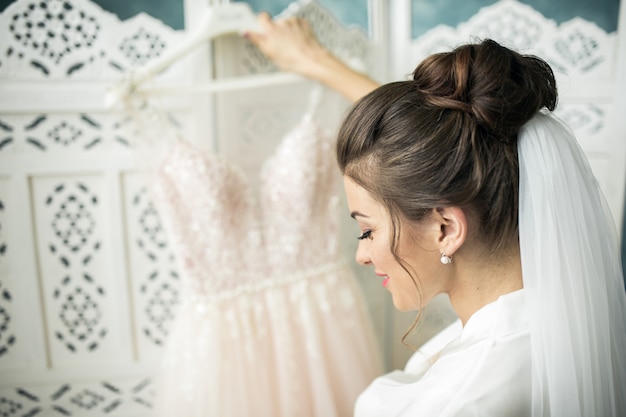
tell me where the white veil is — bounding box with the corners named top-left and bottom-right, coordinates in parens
top-left (518, 112), bottom-right (626, 416)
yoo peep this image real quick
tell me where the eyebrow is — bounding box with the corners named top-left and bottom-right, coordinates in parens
top-left (350, 211), bottom-right (369, 219)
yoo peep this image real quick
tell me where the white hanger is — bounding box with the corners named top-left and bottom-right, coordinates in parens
top-left (106, 2), bottom-right (305, 107)
top-left (138, 73), bottom-right (306, 96)
top-left (132, 2), bottom-right (260, 86)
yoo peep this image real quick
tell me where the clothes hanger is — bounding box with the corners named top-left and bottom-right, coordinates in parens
top-left (137, 73), bottom-right (305, 96)
top-left (131, 2), bottom-right (260, 87)
top-left (105, 2), bottom-right (304, 108)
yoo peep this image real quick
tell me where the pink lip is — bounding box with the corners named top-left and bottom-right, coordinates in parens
top-left (375, 272), bottom-right (389, 287)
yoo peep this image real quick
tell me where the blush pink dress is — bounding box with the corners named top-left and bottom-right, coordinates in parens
top-left (151, 111), bottom-right (382, 416)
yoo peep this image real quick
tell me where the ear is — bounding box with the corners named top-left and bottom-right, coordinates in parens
top-left (433, 207), bottom-right (467, 257)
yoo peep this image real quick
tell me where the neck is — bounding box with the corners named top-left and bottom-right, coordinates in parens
top-left (447, 248), bottom-right (523, 325)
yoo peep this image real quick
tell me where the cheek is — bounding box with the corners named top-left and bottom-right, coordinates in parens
top-left (372, 239), bottom-right (395, 266)
top-left (397, 228), bottom-right (439, 272)
top-left (394, 237), bottom-right (436, 290)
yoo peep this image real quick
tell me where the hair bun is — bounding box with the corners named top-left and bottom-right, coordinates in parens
top-left (413, 39), bottom-right (557, 141)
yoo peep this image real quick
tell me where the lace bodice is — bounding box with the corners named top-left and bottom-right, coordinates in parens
top-left (153, 113), bottom-right (341, 300)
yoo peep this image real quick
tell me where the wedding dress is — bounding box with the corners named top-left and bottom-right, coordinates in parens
top-left (150, 105), bottom-right (382, 416)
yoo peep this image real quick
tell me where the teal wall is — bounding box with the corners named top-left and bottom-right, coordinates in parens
top-left (0, 0), bottom-right (619, 34)
top-left (0, 0), bottom-right (186, 28)
top-left (411, 0), bottom-right (619, 37)
top-left (93, 0), bottom-right (184, 28)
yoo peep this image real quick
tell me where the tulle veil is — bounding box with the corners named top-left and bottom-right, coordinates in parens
top-left (518, 111), bottom-right (626, 416)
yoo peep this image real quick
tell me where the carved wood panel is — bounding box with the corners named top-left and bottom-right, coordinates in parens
top-left (0, 0), bottom-right (187, 414)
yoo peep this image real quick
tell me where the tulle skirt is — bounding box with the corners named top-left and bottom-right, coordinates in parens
top-left (154, 263), bottom-right (382, 417)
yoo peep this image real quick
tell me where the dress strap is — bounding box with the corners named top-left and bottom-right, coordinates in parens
top-left (303, 84), bottom-right (324, 121)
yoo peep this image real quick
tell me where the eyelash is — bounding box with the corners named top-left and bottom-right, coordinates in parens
top-left (357, 230), bottom-right (372, 240)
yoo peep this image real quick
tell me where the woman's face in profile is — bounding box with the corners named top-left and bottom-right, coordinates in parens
top-left (343, 176), bottom-right (448, 311)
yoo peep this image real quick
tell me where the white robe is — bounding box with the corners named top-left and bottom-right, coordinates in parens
top-left (355, 290), bottom-right (531, 417)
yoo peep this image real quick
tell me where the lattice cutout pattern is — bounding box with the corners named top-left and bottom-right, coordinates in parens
top-left (0, 0), bottom-right (183, 80)
top-left (0, 112), bottom-right (151, 157)
top-left (0, 188), bottom-right (15, 359)
top-left (45, 181), bottom-right (106, 353)
top-left (410, 0), bottom-right (615, 78)
top-left (236, 0), bottom-right (370, 76)
top-left (129, 186), bottom-right (179, 348)
top-left (9, 0), bottom-right (101, 65)
top-left (0, 377), bottom-right (154, 415)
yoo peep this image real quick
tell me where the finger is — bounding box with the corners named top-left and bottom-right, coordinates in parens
top-left (281, 16), bottom-right (312, 37)
top-left (257, 11), bottom-right (274, 32)
top-left (243, 11), bottom-right (271, 41)
top-left (243, 29), bottom-right (262, 43)
top-left (281, 16), bottom-right (303, 31)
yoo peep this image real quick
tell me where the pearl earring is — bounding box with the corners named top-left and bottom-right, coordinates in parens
top-left (440, 252), bottom-right (452, 265)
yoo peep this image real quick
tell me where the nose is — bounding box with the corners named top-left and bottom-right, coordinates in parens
top-left (355, 241), bottom-right (371, 266)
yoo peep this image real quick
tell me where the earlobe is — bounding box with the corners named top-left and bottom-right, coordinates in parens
top-left (434, 207), bottom-right (467, 257)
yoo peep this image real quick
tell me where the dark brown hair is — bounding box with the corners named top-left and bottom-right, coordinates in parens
top-left (337, 39), bottom-right (557, 258)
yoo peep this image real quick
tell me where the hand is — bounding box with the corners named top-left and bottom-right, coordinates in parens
top-left (245, 12), bottom-right (380, 102)
top-left (244, 12), bottom-right (326, 78)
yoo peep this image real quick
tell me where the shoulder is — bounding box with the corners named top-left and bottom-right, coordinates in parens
top-left (357, 327), bottom-right (530, 417)
top-left (356, 290), bottom-right (531, 417)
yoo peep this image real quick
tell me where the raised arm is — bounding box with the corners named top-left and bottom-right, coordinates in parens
top-left (245, 12), bottom-right (380, 103)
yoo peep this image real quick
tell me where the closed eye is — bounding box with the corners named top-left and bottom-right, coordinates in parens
top-left (357, 230), bottom-right (372, 240)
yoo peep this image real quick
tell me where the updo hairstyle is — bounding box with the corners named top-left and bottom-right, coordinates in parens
top-left (337, 39), bottom-right (557, 257)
